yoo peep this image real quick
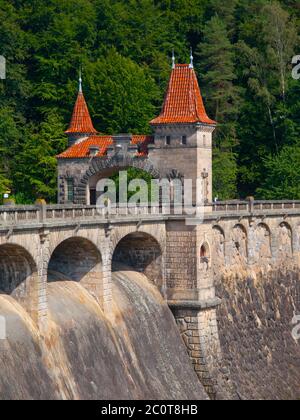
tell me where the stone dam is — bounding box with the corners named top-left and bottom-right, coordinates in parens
top-left (0, 201), bottom-right (299, 400)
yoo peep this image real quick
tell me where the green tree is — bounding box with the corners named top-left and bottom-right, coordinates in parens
top-left (0, 107), bottom-right (21, 189)
top-left (213, 141), bottom-right (238, 200)
top-left (1, 0), bottom-right (300, 203)
top-left (257, 144), bottom-right (300, 199)
top-left (13, 111), bottom-right (67, 202)
top-left (196, 15), bottom-right (240, 199)
top-left (0, 171), bottom-right (10, 199)
top-left (236, 1), bottom-right (298, 197)
top-left (86, 50), bottom-right (159, 134)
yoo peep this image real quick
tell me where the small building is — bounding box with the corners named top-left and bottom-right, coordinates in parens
top-left (57, 56), bottom-right (216, 205)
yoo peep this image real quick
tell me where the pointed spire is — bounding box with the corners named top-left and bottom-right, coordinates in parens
top-left (150, 62), bottom-right (216, 126)
top-left (189, 48), bottom-right (194, 69)
top-left (79, 66), bottom-right (83, 93)
top-left (65, 72), bottom-right (98, 136)
top-left (172, 49), bottom-right (176, 69)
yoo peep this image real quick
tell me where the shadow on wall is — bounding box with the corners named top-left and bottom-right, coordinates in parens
top-left (48, 237), bottom-right (102, 282)
top-left (112, 232), bottom-right (163, 292)
top-left (47, 237), bottom-right (104, 304)
top-left (0, 244), bottom-right (38, 315)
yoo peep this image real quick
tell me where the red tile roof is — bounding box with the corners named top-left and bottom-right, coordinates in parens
top-left (131, 135), bottom-right (153, 157)
top-left (65, 91), bottom-right (98, 134)
top-left (57, 135), bottom-right (153, 159)
top-left (151, 64), bottom-right (216, 126)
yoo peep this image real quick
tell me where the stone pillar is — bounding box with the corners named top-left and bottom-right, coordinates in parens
top-left (168, 222), bottom-right (236, 399)
top-left (36, 230), bottom-right (50, 332)
top-left (247, 219), bottom-right (256, 265)
top-left (170, 301), bottom-right (223, 399)
top-left (223, 224), bottom-right (233, 266)
top-left (101, 233), bottom-right (113, 315)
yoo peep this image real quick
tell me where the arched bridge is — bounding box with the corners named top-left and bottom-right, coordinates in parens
top-left (1, 200), bottom-right (300, 399)
top-left (1, 200), bottom-right (300, 326)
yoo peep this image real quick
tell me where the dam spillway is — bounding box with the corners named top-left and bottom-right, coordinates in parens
top-left (0, 264), bottom-right (299, 399)
top-left (0, 269), bottom-right (208, 400)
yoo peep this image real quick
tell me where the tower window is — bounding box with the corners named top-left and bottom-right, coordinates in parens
top-left (66, 178), bottom-right (74, 203)
top-left (166, 136), bottom-right (171, 145)
top-left (182, 135), bottom-right (187, 145)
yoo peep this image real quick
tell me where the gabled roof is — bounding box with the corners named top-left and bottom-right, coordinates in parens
top-left (57, 135), bottom-right (153, 159)
top-left (150, 64), bottom-right (216, 126)
top-left (65, 91), bottom-right (98, 135)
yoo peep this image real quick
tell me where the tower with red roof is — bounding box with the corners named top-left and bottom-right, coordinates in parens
top-left (64, 74), bottom-right (98, 146)
top-left (57, 56), bottom-right (216, 205)
top-left (149, 54), bottom-right (216, 205)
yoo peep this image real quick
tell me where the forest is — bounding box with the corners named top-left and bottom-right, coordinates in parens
top-left (0, 0), bottom-right (299, 203)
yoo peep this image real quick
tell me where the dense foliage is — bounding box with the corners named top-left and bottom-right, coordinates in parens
top-left (0, 0), bottom-right (299, 203)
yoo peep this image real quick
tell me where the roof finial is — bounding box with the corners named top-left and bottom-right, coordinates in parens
top-left (189, 48), bottom-right (194, 69)
top-left (172, 49), bottom-right (176, 69)
top-left (79, 66), bottom-right (83, 93)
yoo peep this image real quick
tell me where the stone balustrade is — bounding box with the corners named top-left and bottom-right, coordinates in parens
top-left (0, 204), bottom-right (163, 227)
top-left (1, 200), bottom-right (300, 228)
top-left (212, 200), bottom-right (300, 213)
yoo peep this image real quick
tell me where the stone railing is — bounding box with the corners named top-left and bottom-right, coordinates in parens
top-left (211, 200), bottom-right (300, 214)
top-left (1, 200), bottom-right (300, 228)
top-left (0, 204), bottom-right (167, 227)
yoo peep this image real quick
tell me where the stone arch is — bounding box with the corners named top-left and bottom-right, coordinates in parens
top-left (77, 156), bottom-right (161, 204)
top-left (112, 229), bottom-right (164, 293)
top-left (232, 224), bottom-right (248, 261)
top-left (0, 243), bottom-right (39, 319)
top-left (256, 223), bottom-right (272, 259)
top-left (278, 222), bottom-right (293, 257)
top-left (212, 225), bottom-right (225, 261)
top-left (47, 236), bottom-right (104, 305)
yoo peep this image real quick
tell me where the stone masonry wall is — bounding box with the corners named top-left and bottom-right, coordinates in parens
top-left (165, 221), bottom-right (197, 296)
top-left (210, 215), bottom-right (300, 400)
top-left (1, 209), bottom-right (300, 399)
top-left (173, 307), bottom-right (227, 400)
top-left (215, 268), bottom-right (300, 400)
